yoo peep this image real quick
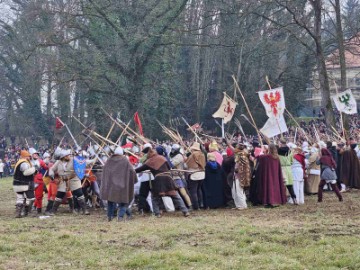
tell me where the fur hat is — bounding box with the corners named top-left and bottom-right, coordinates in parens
top-left (20, 150), bottom-right (31, 158)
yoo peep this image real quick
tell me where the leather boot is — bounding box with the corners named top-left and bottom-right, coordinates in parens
top-left (15, 204), bottom-right (23, 218)
top-left (49, 200), bottom-right (62, 216)
top-left (44, 200), bottom-right (54, 215)
top-left (67, 198), bottom-right (76, 214)
top-left (91, 195), bottom-right (98, 208)
top-left (78, 198), bottom-right (90, 215)
top-left (24, 200), bottom-right (34, 217)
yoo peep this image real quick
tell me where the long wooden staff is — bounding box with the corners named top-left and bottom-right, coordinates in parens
top-left (82, 122), bottom-right (115, 187)
top-left (101, 108), bottom-right (153, 144)
top-left (232, 75), bottom-right (264, 147)
top-left (334, 81), bottom-right (346, 140)
top-left (284, 109), bottom-right (312, 143)
top-left (265, 76), bottom-right (285, 139)
top-left (115, 119), bottom-right (132, 145)
top-left (72, 116), bottom-right (140, 159)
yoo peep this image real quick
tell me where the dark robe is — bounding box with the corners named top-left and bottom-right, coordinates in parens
top-left (249, 158), bottom-right (260, 205)
top-left (100, 155), bottom-right (138, 204)
top-left (253, 154), bottom-right (287, 206)
top-left (221, 156), bottom-right (235, 204)
top-left (203, 161), bottom-right (225, 208)
top-left (340, 149), bottom-right (360, 189)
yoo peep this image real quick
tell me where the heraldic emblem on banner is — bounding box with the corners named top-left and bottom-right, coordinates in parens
top-left (332, 89), bottom-right (357, 115)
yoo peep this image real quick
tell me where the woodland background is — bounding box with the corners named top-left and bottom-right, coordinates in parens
top-left (0, 0), bottom-right (359, 142)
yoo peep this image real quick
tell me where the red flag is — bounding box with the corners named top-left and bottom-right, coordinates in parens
top-left (133, 112), bottom-right (143, 136)
top-left (55, 117), bottom-right (64, 129)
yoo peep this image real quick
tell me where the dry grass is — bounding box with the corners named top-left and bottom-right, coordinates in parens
top-left (1, 177), bottom-right (360, 270)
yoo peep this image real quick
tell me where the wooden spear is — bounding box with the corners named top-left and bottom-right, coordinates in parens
top-left (232, 75), bottom-right (264, 146)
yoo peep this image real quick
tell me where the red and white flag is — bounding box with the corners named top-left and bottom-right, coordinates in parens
top-left (258, 87), bottom-right (285, 119)
top-left (55, 117), bottom-right (65, 129)
top-left (187, 123), bottom-right (202, 133)
top-left (212, 93), bottom-right (237, 124)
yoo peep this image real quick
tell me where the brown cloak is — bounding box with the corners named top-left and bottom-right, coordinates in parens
top-left (340, 149), bottom-right (360, 189)
top-left (100, 155), bottom-right (138, 204)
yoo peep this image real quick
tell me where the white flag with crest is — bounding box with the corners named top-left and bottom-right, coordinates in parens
top-left (212, 93), bottom-right (237, 124)
top-left (258, 87), bottom-right (286, 119)
top-left (332, 89), bottom-right (357, 115)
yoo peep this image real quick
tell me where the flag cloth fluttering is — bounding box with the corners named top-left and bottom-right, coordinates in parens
top-left (260, 114), bottom-right (288, 138)
top-left (258, 87), bottom-right (288, 138)
top-left (332, 89), bottom-right (357, 115)
top-left (134, 112), bottom-right (144, 136)
top-left (258, 87), bottom-right (286, 119)
top-left (55, 117), bottom-right (64, 129)
top-left (212, 93), bottom-right (237, 124)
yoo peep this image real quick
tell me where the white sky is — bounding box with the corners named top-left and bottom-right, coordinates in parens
top-left (0, 1), bottom-right (15, 23)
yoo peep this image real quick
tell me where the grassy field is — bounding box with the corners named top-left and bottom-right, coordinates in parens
top-left (0, 177), bottom-right (360, 270)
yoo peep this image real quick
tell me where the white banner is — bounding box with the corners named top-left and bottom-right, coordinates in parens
top-left (258, 87), bottom-right (286, 119)
top-left (332, 89), bottom-right (357, 115)
top-left (212, 93), bottom-right (237, 124)
top-left (260, 114), bottom-right (288, 138)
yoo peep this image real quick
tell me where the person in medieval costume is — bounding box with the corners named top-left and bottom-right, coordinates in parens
top-left (305, 144), bottom-right (321, 195)
top-left (44, 148), bottom-right (74, 215)
top-left (317, 148), bottom-right (343, 202)
top-left (221, 146), bottom-right (236, 208)
top-left (278, 139), bottom-right (297, 205)
top-left (203, 153), bottom-right (225, 209)
top-left (185, 142), bottom-right (206, 210)
top-left (135, 144), bottom-right (189, 217)
top-left (208, 141), bottom-right (223, 165)
top-left (169, 144), bottom-right (192, 210)
top-left (48, 149), bottom-right (92, 215)
top-left (253, 144), bottom-right (287, 207)
top-left (291, 147), bottom-right (306, 204)
top-left (29, 148), bottom-right (49, 215)
top-left (232, 143), bottom-right (251, 209)
top-left (100, 147), bottom-right (138, 222)
top-left (13, 150), bottom-right (36, 218)
top-left (136, 154), bottom-right (154, 214)
top-left (340, 143), bottom-right (360, 189)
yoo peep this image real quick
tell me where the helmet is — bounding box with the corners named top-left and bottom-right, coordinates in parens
top-left (54, 147), bottom-right (63, 158)
top-left (29, 148), bottom-right (39, 156)
top-left (142, 143), bottom-right (152, 153)
top-left (114, 147), bottom-right (124, 155)
top-left (171, 144), bottom-right (180, 151)
top-left (60, 149), bottom-right (72, 159)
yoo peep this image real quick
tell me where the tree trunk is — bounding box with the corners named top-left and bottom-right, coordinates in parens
top-left (311, 0), bottom-right (335, 126)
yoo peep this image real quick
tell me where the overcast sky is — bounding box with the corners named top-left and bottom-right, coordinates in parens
top-left (0, 1), bottom-right (15, 23)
